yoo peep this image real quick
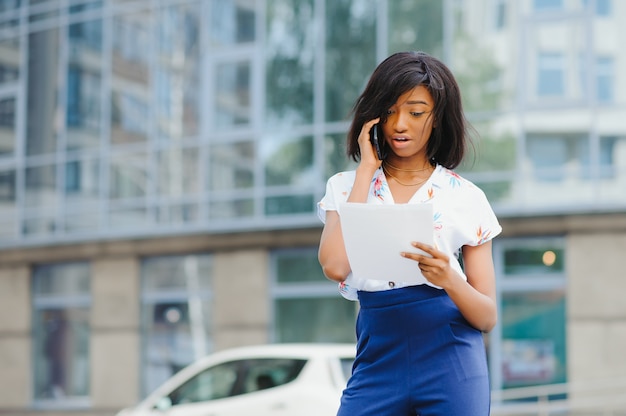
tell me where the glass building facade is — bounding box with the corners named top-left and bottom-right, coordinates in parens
top-left (0, 0), bottom-right (624, 245)
top-left (0, 0), bottom-right (624, 413)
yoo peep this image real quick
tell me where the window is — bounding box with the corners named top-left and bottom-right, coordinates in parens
top-left (210, 0), bottom-right (256, 46)
top-left (25, 163), bottom-right (58, 209)
top-left (533, 0), bottom-right (563, 10)
top-left (161, 358), bottom-right (306, 409)
top-left (325, 0), bottom-right (377, 122)
top-left (215, 61), bottom-right (251, 128)
top-left (599, 136), bottom-right (626, 180)
top-left (491, 238), bottom-right (567, 392)
top-left (0, 96), bottom-right (16, 157)
top-left (493, 0), bottom-right (507, 30)
top-left (265, 0), bottom-right (315, 125)
top-left (272, 249), bottom-right (356, 343)
top-left (0, 37), bottom-right (20, 85)
top-left (526, 134), bottom-right (588, 181)
top-left (141, 254), bottom-right (213, 396)
top-left (32, 262), bottom-right (91, 403)
top-left (537, 53), bottom-right (565, 97)
top-left (596, 56), bottom-right (614, 104)
top-left (582, 0), bottom-right (611, 15)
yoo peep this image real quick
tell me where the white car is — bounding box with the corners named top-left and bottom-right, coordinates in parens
top-left (116, 343), bottom-right (356, 416)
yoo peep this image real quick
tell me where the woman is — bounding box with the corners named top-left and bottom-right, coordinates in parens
top-left (318, 51), bottom-right (502, 415)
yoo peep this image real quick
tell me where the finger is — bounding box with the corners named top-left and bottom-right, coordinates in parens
top-left (359, 118), bottom-right (381, 144)
top-left (410, 241), bottom-right (436, 257)
top-left (364, 117), bottom-right (381, 131)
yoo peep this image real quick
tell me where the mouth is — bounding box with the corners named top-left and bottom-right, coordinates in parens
top-left (391, 136), bottom-right (410, 143)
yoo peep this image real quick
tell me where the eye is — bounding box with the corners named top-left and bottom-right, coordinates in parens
top-left (411, 111), bottom-right (425, 117)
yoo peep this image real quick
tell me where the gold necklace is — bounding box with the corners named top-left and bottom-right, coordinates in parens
top-left (383, 161), bottom-right (432, 172)
top-left (383, 165), bottom-right (432, 187)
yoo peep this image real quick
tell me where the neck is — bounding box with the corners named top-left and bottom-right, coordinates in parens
top-left (383, 159), bottom-right (433, 173)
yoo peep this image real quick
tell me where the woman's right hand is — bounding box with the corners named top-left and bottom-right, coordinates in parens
top-left (358, 118), bottom-right (382, 171)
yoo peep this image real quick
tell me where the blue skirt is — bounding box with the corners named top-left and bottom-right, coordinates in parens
top-left (337, 285), bottom-right (490, 416)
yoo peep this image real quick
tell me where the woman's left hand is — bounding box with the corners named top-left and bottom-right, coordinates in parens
top-left (401, 241), bottom-right (459, 288)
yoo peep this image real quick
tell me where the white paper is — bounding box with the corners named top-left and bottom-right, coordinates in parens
top-left (339, 203), bottom-right (434, 283)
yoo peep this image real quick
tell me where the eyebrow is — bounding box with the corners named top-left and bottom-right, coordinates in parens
top-left (405, 100), bottom-right (430, 105)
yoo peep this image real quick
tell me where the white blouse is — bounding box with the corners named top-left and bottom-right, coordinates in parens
top-left (318, 165), bottom-right (502, 301)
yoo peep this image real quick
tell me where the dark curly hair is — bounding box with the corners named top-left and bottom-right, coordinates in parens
top-left (347, 51), bottom-right (469, 169)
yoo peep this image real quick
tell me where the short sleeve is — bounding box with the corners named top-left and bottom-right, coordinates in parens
top-left (317, 176), bottom-right (337, 224)
top-left (317, 171), bottom-right (353, 224)
top-left (463, 185), bottom-right (502, 246)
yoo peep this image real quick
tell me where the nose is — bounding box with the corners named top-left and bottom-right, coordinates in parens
top-left (389, 112), bottom-right (408, 132)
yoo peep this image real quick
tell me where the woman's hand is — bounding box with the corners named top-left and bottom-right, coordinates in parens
top-left (358, 118), bottom-right (382, 171)
top-left (401, 241), bottom-right (461, 288)
top-left (402, 241), bottom-right (498, 332)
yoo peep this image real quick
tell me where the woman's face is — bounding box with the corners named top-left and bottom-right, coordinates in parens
top-left (381, 85), bottom-right (435, 161)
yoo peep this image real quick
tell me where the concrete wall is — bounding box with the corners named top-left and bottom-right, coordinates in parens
top-left (213, 249), bottom-right (270, 350)
top-left (0, 265), bottom-right (31, 407)
top-left (567, 233), bottom-right (626, 383)
top-left (91, 257), bottom-right (140, 409)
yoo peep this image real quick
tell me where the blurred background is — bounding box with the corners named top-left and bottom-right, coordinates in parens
top-left (0, 0), bottom-right (624, 414)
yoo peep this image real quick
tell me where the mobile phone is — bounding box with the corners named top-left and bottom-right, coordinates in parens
top-left (369, 123), bottom-right (385, 160)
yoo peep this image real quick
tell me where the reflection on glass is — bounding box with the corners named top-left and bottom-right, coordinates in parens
top-left (210, 0), bottom-right (255, 46)
top-left (209, 198), bottom-right (254, 219)
top-left (501, 290), bottom-right (566, 388)
top-left (25, 164), bottom-right (57, 209)
top-left (455, 43), bottom-right (505, 112)
top-left (275, 297), bottom-right (356, 343)
top-left (67, 15), bottom-right (102, 150)
top-left (141, 254), bottom-right (212, 395)
top-left (215, 61), bottom-right (251, 127)
top-left (0, 97), bottom-right (16, 156)
top-left (109, 153), bottom-right (147, 199)
top-left (23, 217), bottom-right (56, 236)
top-left (264, 135), bottom-right (314, 186)
top-left (325, 0), bottom-right (376, 122)
top-left (0, 0), bottom-right (21, 13)
top-left (33, 262), bottom-right (90, 295)
top-left (208, 142), bottom-right (255, 190)
top-left (0, 221), bottom-right (14, 238)
top-left (66, 68), bottom-right (101, 150)
top-left (526, 21), bottom-right (587, 105)
top-left (32, 263), bottom-right (90, 400)
top-left (276, 251), bottom-right (324, 283)
top-left (0, 170), bottom-right (16, 215)
top-left (527, 134), bottom-right (588, 182)
top-left (64, 212), bottom-right (99, 233)
top-left (109, 206), bottom-right (149, 227)
top-left (156, 204), bottom-right (198, 225)
top-left (143, 254), bottom-right (212, 292)
top-left (33, 308), bottom-right (91, 399)
top-left (0, 37), bottom-right (20, 85)
top-left (599, 136), bottom-right (626, 181)
top-left (111, 11), bottom-right (151, 144)
top-left (458, 124), bottom-right (516, 204)
top-left (265, 194), bottom-right (313, 215)
top-left (27, 29), bottom-right (60, 156)
top-left (387, 0), bottom-right (443, 55)
top-left (265, 0), bottom-right (314, 125)
top-left (504, 246), bottom-right (564, 275)
top-left (596, 56), bottom-right (614, 104)
top-left (64, 159), bottom-right (99, 205)
top-left (155, 4), bottom-right (200, 139)
top-left (324, 133), bottom-right (355, 180)
top-left (157, 147), bottom-right (199, 196)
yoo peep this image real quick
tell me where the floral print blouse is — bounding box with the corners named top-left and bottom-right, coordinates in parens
top-left (318, 165), bottom-right (502, 301)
